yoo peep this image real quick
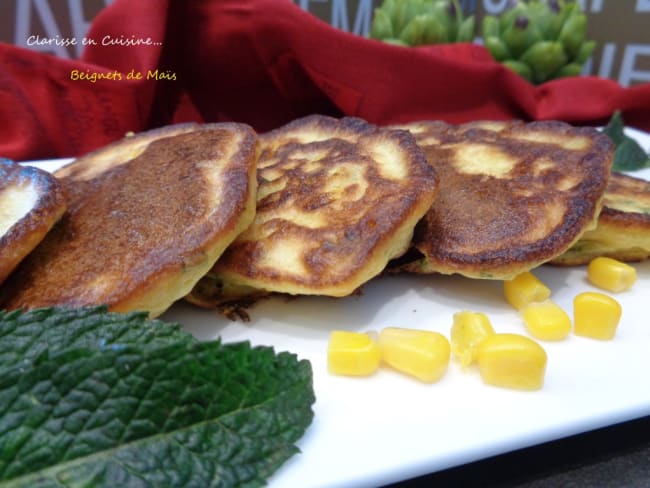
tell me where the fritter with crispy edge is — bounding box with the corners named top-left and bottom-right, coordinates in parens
top-left (0, 123), bottom-right (259, 318)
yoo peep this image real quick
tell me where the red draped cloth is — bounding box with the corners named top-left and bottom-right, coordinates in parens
top-left (2, 0), bottom-right (650, 161)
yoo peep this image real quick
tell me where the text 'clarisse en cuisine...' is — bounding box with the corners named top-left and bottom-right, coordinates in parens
top-left (26, 35), bottom-right (162, 48)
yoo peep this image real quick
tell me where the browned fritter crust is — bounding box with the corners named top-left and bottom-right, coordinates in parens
top-left (552, 172), bottom-right (650, 265)
top-left (195, 114), bottom-right (438, 298)
top-left (0, 160), bottom-right (66, 284)
top-left (0, 123), bottom-right (259, 317)
top-left (393, 120), bottom-right (614, 279)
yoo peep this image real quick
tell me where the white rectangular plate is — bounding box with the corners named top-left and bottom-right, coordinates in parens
top-left (22, 128), bottom-right (650, 488)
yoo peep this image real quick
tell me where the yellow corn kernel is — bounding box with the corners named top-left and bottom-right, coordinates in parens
top-left (476, 333), bottom-right (547, 391)
top-left (587, 257), bottom-right (637, 293)
top-left (378, 327), bottom-right (450, 383)
top-left (503, 271), bottom-right (551, 310)
top-left (573, 292), bottom-right (622, 340)
top-left (450, 311), bottom-right (495, 367)
top-left (521, 299), bottom-right (571, 341)
top-left (328, 330), bottom-right (381, 376)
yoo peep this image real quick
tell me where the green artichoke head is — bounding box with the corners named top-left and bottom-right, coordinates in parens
top-left (481, 0), bottom-right (596, 84)
top-left (370, 0), bottom-right (476, 46)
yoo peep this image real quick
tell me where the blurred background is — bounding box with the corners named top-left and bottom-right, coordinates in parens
top-left (1, 0), bottom-right (648, 86)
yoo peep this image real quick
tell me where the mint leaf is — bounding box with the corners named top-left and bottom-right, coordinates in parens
top-left (0, 340), bottom-right (314, 487)
top-left (602, 110), bottom-right (627, 145)
top-left (601, 111), bottom-right (650, 171)
top-left (611, 138), bottom-right (650, 172)
top-left (0, 306), bottom-right (194, 368)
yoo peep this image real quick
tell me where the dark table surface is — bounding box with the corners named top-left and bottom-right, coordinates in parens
top-left (382, 415), bottom-right (650, 487)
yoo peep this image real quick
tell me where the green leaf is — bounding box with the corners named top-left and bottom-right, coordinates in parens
top-left (0, 307), bottom-right (315, 486)
top-left (0, 306), bottom-right (194, 368)
top-left (611, 138), bottom-right (650, 172)
top-left (0, 340), bottom-right (315, 488)
top-left (602, 110), bottom-right (627, 145)
top-left (601, 111), bottom-right (650, 172)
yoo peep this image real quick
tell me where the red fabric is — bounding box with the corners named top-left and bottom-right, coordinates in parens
top-left (2, 0), bottom-right (650, 161)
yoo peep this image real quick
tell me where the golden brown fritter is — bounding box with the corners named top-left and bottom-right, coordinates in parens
top-left (552, 172), bottom-right (650, 265)
top-left (187, 114), bottom-right (437, 304)
top-left (392, 120), bottom-right (613, 279)
top-left (0, 159), bottom-right (66, 284)
top-left (0, 123), bottom-right (259, 317)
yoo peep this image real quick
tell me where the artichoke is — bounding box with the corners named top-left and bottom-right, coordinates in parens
top-left (482, 0), bottom-right (596, 84)
top-left (370, 0), bottom-right (476, 47)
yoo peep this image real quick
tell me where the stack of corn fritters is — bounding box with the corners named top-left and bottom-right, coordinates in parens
top-left (2, 114), bottom-right (648, 318)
